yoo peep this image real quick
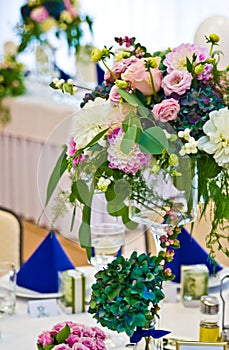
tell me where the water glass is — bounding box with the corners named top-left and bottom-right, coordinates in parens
top-left (0, 262), bottom-right (16, 317)
top-left (90, 223), bottom-right (125, 268)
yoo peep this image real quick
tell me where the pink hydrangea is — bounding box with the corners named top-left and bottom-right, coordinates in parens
top-left (107, 128), bottom-right (151, 173)
top-left (162, 70), bottom-right (192, 96)
top-left (152, 98), bottom-right (180, 122)
top-left (104, 57), bottom-right (139, 84)
top-left (30, 6), bottom-right (49, 22)
top-left (164, 43), bottom-right (212, 81)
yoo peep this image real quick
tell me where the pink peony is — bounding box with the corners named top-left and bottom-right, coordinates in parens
top-left (37, 331), bottom-right (55, 346)
top-left (107, 128), bottom-right (151, 173)
top-left (108, 85), bottom-right (121, 105)
top-left (104, 57), bottom-right (139, 84)
top-left (162, 70), bottom-right (192, 96)
top-left (121, 59), bottom-right (162, 95)
top-left (30, 6), bottom-right (49, 22)
top-left (152, 98), bottom-right (180, 122)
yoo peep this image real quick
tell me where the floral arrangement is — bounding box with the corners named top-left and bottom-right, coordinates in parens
top-left (36, 321), bottom-right (106, 350)
top-left (89, 251), bottom-right (172, 342)
top-left (0, 54), bottom-right (26, 128)
top-left (47, 33), bottom-right (229, 261)
top-left (17, 0), bottom-right (93, 54)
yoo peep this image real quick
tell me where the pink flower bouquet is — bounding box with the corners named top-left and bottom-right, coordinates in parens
top-left (36, 321), bottom-right (106, 350)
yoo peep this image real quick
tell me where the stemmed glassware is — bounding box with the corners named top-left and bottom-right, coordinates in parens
top-left (129, 157), bottom-right (198, 256)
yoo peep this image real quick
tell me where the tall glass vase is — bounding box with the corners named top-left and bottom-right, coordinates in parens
top-left (129, 158), bottom-right (198, 255)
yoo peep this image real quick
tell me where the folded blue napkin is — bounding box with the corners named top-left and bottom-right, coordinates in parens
top-left (166, 227), bottom-right (223, 283)
top-left (17, 231), bottom-right (75, 293)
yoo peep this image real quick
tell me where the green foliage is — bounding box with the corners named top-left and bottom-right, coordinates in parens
top-left (88, 251), bottom-right (170, 337)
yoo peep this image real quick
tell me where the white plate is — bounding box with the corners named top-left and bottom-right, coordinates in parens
top-left (16, 285), bottom-right (63, 299)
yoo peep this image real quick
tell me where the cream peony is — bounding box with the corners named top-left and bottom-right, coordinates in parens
top-left (72, 98), bottom-right (124, 149)
top-left (198, 107), bottom-right (229, 167)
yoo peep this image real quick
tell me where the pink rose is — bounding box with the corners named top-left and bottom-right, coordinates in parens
top-left (162, 70), bottom-right (192, 96)
top-left (37, 331), bottom-right (54, 346)
top-left (94, 339), bottom-right (106, 350)
top-left (81, 327), bottom-right (96, 337)
top-left (80, 337), bottom-right (96, 349)
top-left (67, 334), bottom-right (80, 347)
top-left (152, 98), bottom-right (180, 122)
top-left (91, 327), bottom-right (106, 340)
top-left (52, 345), bottom-right (71, 350)
top-left (108, 85), bottom-right (121, 105)
top-left (72, 344), bottom-right (89, 350)
top-left (30, 6), bottom-right (49, 22)
top-left (121, 59), bottom-right (162, 96)
top-left (104, 57), bottom-right (139, 84)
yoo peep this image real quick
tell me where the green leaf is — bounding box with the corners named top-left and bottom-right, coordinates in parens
top-left (122, 110), bottom-right (142, 132)
top-left (133, 313), bottom-right (147, 327)
top-left (186, 57), bottom-right (193, 73)
top-left (56, 324), bottom-right (70, 343)
top-left (120, 125), bottom-right (141, 154)
top-left (117, 88), bottom-right (144, 107)
top-left (78, 221), bottom-right (91, 248)
top-left (45, 146), bottom-right (68, 206)
top-left (139, 126), bottom-right (168, 154)
top-left (72, 179), bottom-right (91, 206)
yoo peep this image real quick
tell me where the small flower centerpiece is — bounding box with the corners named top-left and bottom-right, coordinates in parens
top-left (36, 321), bottom-right (106, 350)
top-left (0, 53), bottom-right (26, 128)
top-left (88, 251), bottom-right (171, 349)
top-left (47, 33), bottom-right (229, 261)
top-left (17, 0), bottom-right (93, 54)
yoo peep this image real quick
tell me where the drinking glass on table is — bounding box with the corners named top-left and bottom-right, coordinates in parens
top-left (90, 223), bottom-right (125, 349)
top-left (90, 223), bottom-right (125, 269)
top-left (0, 262), bottom-right (16, 317)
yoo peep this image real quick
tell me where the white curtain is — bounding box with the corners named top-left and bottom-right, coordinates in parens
top-left (1, 0), bottom-right (229, 59)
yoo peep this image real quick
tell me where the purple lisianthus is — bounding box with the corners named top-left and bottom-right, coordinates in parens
top-left (162, 70), bottom-right (192, 96)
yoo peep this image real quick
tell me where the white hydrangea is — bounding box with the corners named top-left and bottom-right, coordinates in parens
top-left (198, 107), bottom-right (229, 167)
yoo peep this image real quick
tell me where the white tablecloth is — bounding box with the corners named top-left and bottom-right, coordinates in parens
top-left (1, 266), bottom-right (229, 350)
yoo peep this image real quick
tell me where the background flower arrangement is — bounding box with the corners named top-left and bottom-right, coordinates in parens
top-left (47, 33), bottom-right (229, 261)
top-left (0, 53), bottom-right (26, 128)
top-left (36, 321), bottom-right (106, 350)
top-left (17, 0), bottom-right (93, 54)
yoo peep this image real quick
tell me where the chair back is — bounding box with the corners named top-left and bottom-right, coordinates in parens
top-left (0, 207), bottom-right (23, 268)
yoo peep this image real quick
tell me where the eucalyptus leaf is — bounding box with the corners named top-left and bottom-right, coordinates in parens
top-left (120, 125), bottom-right (141, 154)
top-left (139, 126), bottom-right (168, 154)
top-left (117, 88), bottom-right (144, 107)
top-left (45, 146), bottom-right (67, 206)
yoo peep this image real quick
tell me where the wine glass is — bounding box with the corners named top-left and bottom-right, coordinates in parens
top-left (90, 223), bottom-right (125, 269)
top-left (129, 157), bottom-right (198, 255)
top-left (89, 221), bottom-right (126, 349)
